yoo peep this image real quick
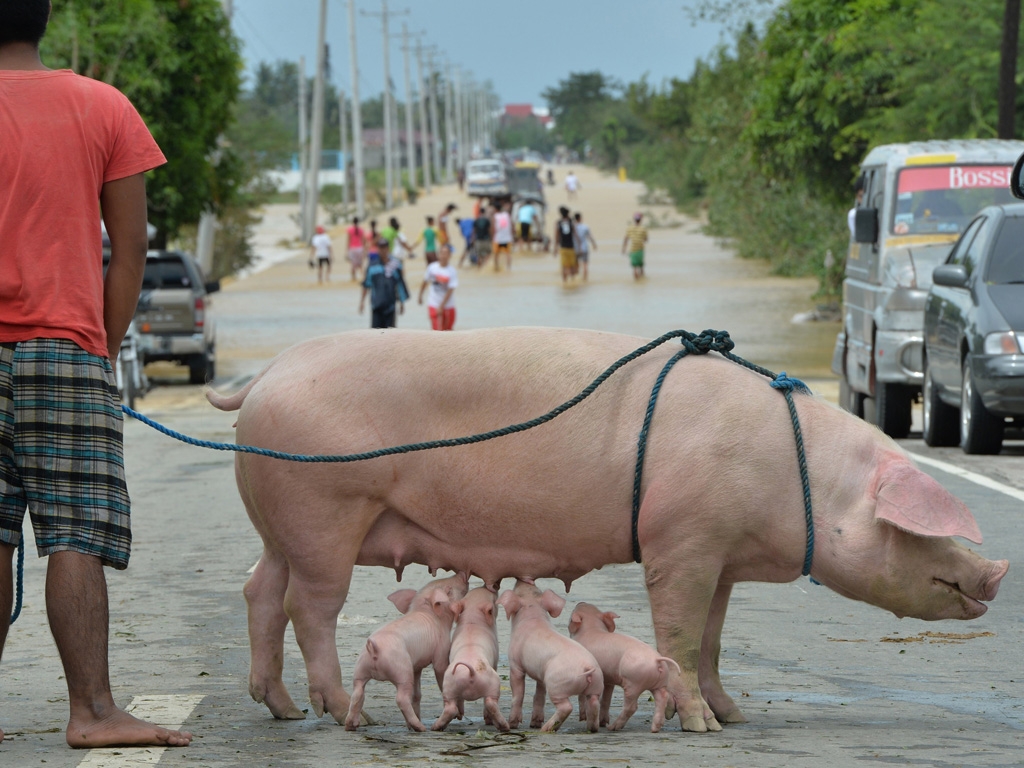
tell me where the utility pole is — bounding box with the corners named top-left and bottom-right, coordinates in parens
top-left (347, 0), bottom-right (365, 218)
top-left (401, 23), bottom-right (416, 191)
top-left (298, 56), bottom-right (310, 239)
top-left (416, 38), bottom-right (432, 192)
top-left (444, 59), bottom-right (455, 182)
top-left (305, 0), bottom-right (328, 235)
top-left (363, 2), bottom-right (409, 209)
top-left (426, 48), bottom-right (442, 184)
top-left (453, 65), bottom-right (465, 172)
top-left (339, 88), bottom-right (350, 207)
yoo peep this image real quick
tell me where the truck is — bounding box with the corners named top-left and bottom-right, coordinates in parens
top-left (831, 139), bottom-right (1024, 437)
top-left (465, 158), bottom-right (509, 198)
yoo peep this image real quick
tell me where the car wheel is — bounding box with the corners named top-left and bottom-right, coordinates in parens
top-left (960, 358), bottom-right (1003, 454)
top-left (839, 378), bottom-right (865, 418)
top-left (188, 352), bottom-right (209, 385)
top-left (875, 381), bottom-right (912, 439)
top-left (922, 361), bottom-right (958, 446)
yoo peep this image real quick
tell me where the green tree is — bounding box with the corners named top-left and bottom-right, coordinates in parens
top-left (41, 0), bottom-right (244, 247)
top-left (542, 71), bottom-right (619, 154)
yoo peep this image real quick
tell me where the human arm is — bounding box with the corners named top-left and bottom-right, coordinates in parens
top-left (101, 173), bottom-right (150, 362)
top-left (587, 229), bottom-right (598, 250)
top-left (358, 286), bottom-right (368, 313)
top-left (439, 287), bottom-right (454, 310)
top-left (418, 279), bottom-right (427, 305)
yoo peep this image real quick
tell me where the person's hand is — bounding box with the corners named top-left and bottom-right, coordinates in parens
top-left (418, 296), bottom-right (424, 305)
top-left (399, 303), bottom-right (405, 315)
top-left (358, 302), bottom-right (364, 314)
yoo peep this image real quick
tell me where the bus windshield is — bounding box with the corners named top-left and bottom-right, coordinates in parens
top-left (892, 164), bottom-right (1015, 236)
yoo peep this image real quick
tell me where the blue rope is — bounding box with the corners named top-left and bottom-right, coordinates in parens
top-left (9, 537), bottom-right (24, 624)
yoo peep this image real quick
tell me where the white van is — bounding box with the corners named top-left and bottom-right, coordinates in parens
top-left (831, 139), bottom-right (1024, 437)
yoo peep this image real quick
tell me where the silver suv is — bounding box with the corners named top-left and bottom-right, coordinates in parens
top-left (135, 250), bottom-right (220, 384)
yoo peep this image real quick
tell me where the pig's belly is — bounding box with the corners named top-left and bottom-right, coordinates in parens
top-left (355, 509), bottom-right (604, 590)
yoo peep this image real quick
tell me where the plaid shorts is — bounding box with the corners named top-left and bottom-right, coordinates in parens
top-left (0, 339), bottom-right (131, 569)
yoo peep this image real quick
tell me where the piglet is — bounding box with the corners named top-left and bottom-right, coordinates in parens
top-left (497, 580), bottom-right (603, 732)
top-left (568, 602), bottom-right (681, 732)
top-left (345, 572), bottom-right (468, 731)
top-left (432, 586), bottom-right (510, 732)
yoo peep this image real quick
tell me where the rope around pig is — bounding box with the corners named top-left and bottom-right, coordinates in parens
top-left (9, 328), bottom-right (815, 624)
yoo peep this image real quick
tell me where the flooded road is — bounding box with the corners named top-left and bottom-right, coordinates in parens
top-left (209, 169), bottom-right (839, 391)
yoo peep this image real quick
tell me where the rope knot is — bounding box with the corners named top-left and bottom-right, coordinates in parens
top-left (770, 372), bottom-right (810, 395)
top-left (681, 329), bottom-right (734, 356)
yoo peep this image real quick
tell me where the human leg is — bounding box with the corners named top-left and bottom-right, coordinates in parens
top-left (47, 550), bottom-right (192, 747)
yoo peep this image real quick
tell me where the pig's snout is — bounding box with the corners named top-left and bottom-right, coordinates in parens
top-left (982, 559), bottom-right (1009, 602)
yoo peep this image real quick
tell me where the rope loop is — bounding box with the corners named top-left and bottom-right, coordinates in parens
top-left (770, 371), bottom-right (811, 395)
top-left (680, 328), bottom-right (735, 356)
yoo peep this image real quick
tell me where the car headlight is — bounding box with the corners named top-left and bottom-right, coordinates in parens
top-left (983, 331), bottom-right (1024, 354)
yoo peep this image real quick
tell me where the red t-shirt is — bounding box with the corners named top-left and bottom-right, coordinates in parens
top-left (0, 69), bottom-right (166, 357)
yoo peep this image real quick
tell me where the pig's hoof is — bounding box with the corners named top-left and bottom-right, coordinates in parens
top-left (681, 713), bottom-right (722, 732)
top-left (718, 708), bottom-right (747, 725)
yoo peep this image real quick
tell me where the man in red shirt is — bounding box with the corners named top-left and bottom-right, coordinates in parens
top-left (0, 1), bottom-right (191, 748)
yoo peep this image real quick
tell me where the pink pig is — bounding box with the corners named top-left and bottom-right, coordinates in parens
top-left (432, 586), bottom-right (510, 732)
top-left (209, 327), bottom-right (1008, 732)
top-left (497, 580), bottom-right (603, 732)
top-left (344, 572), bottom-right (468, 731)
top-left (568, 602), bottom-right (681, 732)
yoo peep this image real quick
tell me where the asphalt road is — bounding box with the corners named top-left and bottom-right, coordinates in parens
top-left (2, 170), bottom-right (1022, 767)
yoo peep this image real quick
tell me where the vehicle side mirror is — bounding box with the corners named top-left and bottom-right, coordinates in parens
top-left (1012, 151), bottom-right (1024, 200)
top-left (854, 208), bottom-right (878, 244)
top-left (205, 280), bottom-right (221, 294)
top-left (932, 264), bottom-right (969, 288)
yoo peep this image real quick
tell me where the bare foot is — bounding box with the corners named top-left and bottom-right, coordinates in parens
top-left (66, 707), bottom-right (191, 749)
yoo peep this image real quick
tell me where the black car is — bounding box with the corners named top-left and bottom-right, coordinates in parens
top-left (922, 203), bottom-right (1024, 454)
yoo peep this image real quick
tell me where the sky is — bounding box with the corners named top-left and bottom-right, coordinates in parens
top-left (229, 0), bottom-right (747, 106)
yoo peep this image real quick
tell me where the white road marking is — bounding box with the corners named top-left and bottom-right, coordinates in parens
top-left (76, 694), bottom-right (204, 767)
top-left (908, 451), bottom-right (1024, 504)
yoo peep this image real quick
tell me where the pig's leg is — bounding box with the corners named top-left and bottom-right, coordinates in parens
top-left (600, 683), bottom-right (614, 727)
top-left (431, 698), bottom-right (460, 731)
top-left (577, 693), bottom-right (585, 721)
top-left (530, 679), bottom-right (547, 728)
top-left (583, 693), bottom-right (601, 733)
top-left (484, 696), bottom-right (510, 731)
top-left (540, 694), bottom-right (573, 733)
top-left (508, 665), bottom-right (526, 729)
top-left (244, 548), bottom-right (305, 720)
top-left (282, 507), bottom-right (374, 725)
top-left (343, 671), bottom-right (369, 730)
top-left (699, 581), bottom-right (746, 724)
top-left (412, 670), bottom-right (423, 719)
top-left (394, 678), bottom-right (427, 732)
top-left (650, 686), bottom-right (669, 733)
top-left (643, 553), bottom-right (722, 732)
top-left (609, 682), bottom-right (641, 731)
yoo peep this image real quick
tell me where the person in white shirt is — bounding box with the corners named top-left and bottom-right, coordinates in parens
top-left (418, 244), bottom-right (458, 330)
top-left (573, 211), bottom-right (598, 281)
top-left (565, 170), bottom-right (579, 199)
top-left (309, 225), bottom-right (333, 284)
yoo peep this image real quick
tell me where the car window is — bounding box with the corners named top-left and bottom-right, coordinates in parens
top-left (142, 258), bottom-right (192, 290)
top-left (986, 216), bottom-right (1024, 284)
top-left (946, 217), bottom-right (983, 266)
top-left (962, 216), bottom-right (991, 278)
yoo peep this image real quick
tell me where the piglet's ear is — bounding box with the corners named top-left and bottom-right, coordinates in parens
top-left (388, 588), bottom-right (418, 614)
top-left (429, 589), bottom-right (451, 619)
top-left (567, 613), bottom-right (582, 636)
top-left (602, 612), bottom-right (620, 633)
top-left (874, 462), bottom-right (983, 543)
top-left (541, 589), bottom-right (566, 619)
top-left (450, 600), bottom-right (465, 620)
top-left (496, 590), bottom-right (519, 620)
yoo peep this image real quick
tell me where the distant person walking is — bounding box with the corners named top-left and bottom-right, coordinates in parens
top-left (565, 170), bottom-right (579, 199)
top-left (309, 225), bottom-right (333, 284)
top-left (622, 212), bottom-right (648, 280)
top-left (359, 238), bottom-right (409, 329)
top-left (492, 202), bottom-right (514, 272)
top-left (573, 212), bottom-right (598, 281)
top-left (517, 200), bottom-right (536, 252)
top-left (472, 205), bottom-right (494, 268)
top-left (437, 203), bottom-right (457, 249)
top-left (345, 217), bottom-right (368, 282)
top-left (411, 215), bottom-right (439, 264)
top-left (419, 244), bottom-right (458, 330)
top-left (554, 206), bottom-right (578, 282)
top-left (456, 216), bottom-right (476, 267)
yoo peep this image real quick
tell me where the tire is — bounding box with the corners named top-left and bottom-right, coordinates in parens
top-left (123, 359), bottom-right (138, 411)
top-left (188, 353), bottom-right (208, 384)
top-left (839, 378), bottom-right (865, 418)
top-left (875, 381), bottom-right (913, 439)
top-left (960, 358), bottom-right (1003, 455)
top-left (922, 362), bottom-right (958, 447)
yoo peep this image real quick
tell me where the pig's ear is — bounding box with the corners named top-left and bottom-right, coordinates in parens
top-left (450, 599), bottom-right (465, 620)
top-left (484, 604), bottom-right (495, 625)
top-left (874, 462), bottom-right (983, 543)
top-left (496, 590), bottom-right (519, 619)
top-left (602, 612), bottom-right (619, 632)
top-left (567, 613), bottom-right (582, 636)
top-left (541, 589), bottom-right (566, 618)
top-left (387, 589), bottom-right (418, 614)
top-left (429, 589), bottom-right (451, 618)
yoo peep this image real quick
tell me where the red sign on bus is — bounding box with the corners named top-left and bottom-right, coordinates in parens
top-left (897, 165), bottom-right (1012, 194)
